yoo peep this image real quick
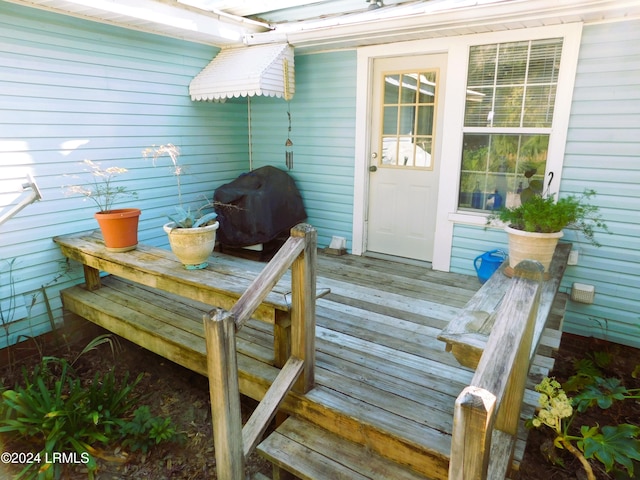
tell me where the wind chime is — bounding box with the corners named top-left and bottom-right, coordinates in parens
top-left (285, 107), bottom-right (293, 170)
top-left (284, 58), bottom-right (294, 170)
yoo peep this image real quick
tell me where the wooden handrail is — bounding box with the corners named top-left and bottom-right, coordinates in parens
top-left (231, 235), bottom-right (305, 328)
top-left (449, 260), bottom-right (544, 480)
top-left (203, 223), bottom-right (317, 480)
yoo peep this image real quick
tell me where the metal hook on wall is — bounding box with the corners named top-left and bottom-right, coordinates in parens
top-left (0, 174), bottom-right (43, 227)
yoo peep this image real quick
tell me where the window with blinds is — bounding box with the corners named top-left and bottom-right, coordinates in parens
top-left (458, 38), bottom-right (563, 212)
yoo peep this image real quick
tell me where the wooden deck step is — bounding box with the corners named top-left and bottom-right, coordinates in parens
top-left (257, 416), bottom-right (427, 480)
top-left (60, 276), bottom-right (281, 388)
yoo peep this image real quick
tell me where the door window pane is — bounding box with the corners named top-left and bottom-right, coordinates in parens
top-left (380, 69), bottom-right (438, 170)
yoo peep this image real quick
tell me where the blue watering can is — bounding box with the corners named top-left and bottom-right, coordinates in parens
top-left (474, 249), bottom-right (507, 284)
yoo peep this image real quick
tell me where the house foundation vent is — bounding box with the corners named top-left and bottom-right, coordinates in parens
top-left (571, 283), bottom-right (595, 304)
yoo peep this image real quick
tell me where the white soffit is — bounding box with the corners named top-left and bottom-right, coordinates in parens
top-left (189, 43), bottom-right (295, 102)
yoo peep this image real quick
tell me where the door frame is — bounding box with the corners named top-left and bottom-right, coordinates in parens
top-left (352, 25), bottom-right (582, 272)
top-left (353, 38), bottom-right (456, 271)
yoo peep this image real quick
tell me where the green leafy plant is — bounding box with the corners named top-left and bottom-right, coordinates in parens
top-left (0, 350), bottom-right (177, 479)
top-left (65, 159), bottom-right (137, 213)
top-left (120, 405), bottom-right (178, 453)
top-left (167, 206), bottom-right (218, 229)
top-left (489, 189), bottom-right (609, 246)
top-left (529, 377), bottom-right (640, 479)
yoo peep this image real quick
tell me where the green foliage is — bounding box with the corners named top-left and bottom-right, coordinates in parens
top-left (0, 359), bottom-right (101, 479)
top-left (0, 354), bottom-right (177, 479)
top-left (120, 406), bottom-right (178, 453)
top-left (167, 206), bottom-right (218, 229)
top-left (578, 424), bottom-right (640, 476)
top-left (489, 189), bottom-right (609, 246)
top-left (564, 354), bottom-right (609, 392)
top-left (573, 377), bottom-right (631, 412)
top-left (530, 371), bottom-right (640, 479)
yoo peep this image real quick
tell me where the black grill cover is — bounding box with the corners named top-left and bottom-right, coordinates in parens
top-left (213, 166), bottom-right (307, 247)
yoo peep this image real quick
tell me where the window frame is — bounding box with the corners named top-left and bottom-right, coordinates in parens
top-left (446, 25), bottom-right (582, 229)
top-left (457, 37), bottom-right (563, 213)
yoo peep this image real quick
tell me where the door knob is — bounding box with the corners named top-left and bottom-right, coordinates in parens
top-left (369, 165), bottom-right (377, 172)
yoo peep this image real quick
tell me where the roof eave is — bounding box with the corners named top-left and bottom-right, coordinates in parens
top-left (244, 0), bottom-right (640, 52)
top-left (3, 0), bottom-right (270, 46)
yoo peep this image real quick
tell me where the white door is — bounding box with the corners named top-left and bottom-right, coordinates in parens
top-left (366, 54), bottom-right (446, 262)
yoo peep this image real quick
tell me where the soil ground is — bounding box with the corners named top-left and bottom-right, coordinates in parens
top-left (0, 330), bottom-right (638, 479)
top-left (516, 333), bottom-right (640, 480)
top-left (0, 333), bottom-right (272, 479)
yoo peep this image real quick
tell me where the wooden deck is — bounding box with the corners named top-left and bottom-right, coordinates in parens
top-left (59, 246), bottom-right (564, 479)
top-left (293, 253), bottom-right (560, 478)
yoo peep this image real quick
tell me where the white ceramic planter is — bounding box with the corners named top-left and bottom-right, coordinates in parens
top-left (505, 226), bottom-right (563, 272)
top-left (163, 221), bottom-right (219, 269)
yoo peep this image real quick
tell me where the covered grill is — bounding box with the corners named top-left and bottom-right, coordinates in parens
top-left (213, 166), bottom-right (306, 248)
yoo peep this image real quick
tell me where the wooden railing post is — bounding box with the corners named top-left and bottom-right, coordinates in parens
top-left (204, 307), bottom-right (244, 480)
top-left (290, 223), bottom-right (317, 394)
top-left (449, 260), bottom-right (543, 480)
top-left (450, 386), bottom-right (496, 480)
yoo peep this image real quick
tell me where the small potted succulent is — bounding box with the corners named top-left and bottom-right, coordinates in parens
top-left (65, 159), bottom-right (140, 252)
top-left (488, 189), bottom-right (609, 273)
top-left (143, 144), bottom-right (219, 269)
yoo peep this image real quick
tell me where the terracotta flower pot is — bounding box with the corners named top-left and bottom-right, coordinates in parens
top-left (163, 221), bottom-right (219, 269)
top-left (505, 225), bottom-right (563, 273)
top-left (94, 208), bottom-right (141, 252)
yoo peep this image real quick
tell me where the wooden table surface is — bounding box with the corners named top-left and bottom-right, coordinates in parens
top-left (53, 230), bottom-right (291, 324)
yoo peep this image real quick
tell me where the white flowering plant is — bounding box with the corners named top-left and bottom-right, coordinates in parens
top-left (65, 159), bottom-right (137, 212)
top-left (142, 144), bottom-right (218, 228)
top-left (529, 376), bottom-right (640, 480)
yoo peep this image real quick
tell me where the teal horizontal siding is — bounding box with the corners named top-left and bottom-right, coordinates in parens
top-left (450, 224), bottom-right (508, 278)
top-left (0, 2), bottom-right (249, 349)
top-left (249, 50), bottom-right (357, 249)
top-left (560, 20), bottom-right (640, 347)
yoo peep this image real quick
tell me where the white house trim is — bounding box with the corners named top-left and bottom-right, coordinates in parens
top-left (353, 23), bottom-right (583, 271)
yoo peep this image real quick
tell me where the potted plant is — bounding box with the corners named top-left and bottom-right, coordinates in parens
top-left (143, 144), bottom-right (219, 269)
top-left (488, 189), bottom-right (609, 273)
top-left (65, 159), bottom-right (140, 252)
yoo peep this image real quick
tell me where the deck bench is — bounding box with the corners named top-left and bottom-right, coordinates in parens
top-left (437, 242), bottom-right (571, 370)
top-left (60, 275), bottom-right (279, 376)
top-left (54, 230), bottom-right (329, 370)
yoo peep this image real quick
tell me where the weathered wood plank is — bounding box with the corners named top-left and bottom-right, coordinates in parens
top-left (204, 308), bottom-right (245, 480)
top-left (54, 231), bottom-right (289, 323)
top-left (232, 236), bottom-right (304, 328)
top-left (320, 276), bottom-right (461, 323)
top-left (438, 243), bottom-right (571, 369)
top-left (290, 224), bottom-right (317, 394)
top-left (317, 256), bottom-right (475, 307)
top-left (242, 356), bottom-right (304, 458)
top-left (60, 280), bottom-right (280, 387)
top-left (258, 416), bottom-right (428, 480)
top-left (450, 386), bottom-right (496, 480)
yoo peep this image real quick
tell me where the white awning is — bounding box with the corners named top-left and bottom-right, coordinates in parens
top-left (189, 43), bottom-right (295, 102)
